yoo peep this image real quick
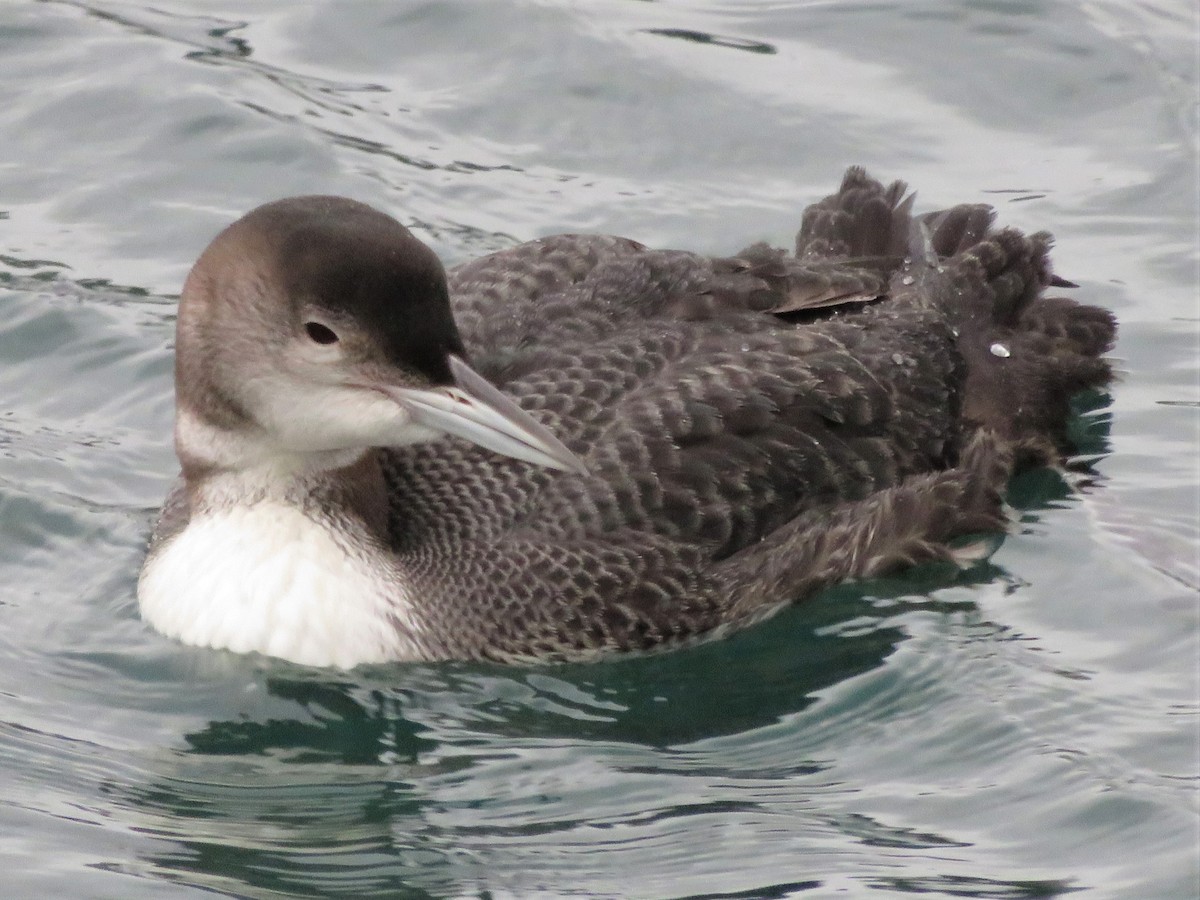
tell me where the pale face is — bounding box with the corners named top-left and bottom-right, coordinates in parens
top-left (214, 300), bottom-right (585, 474)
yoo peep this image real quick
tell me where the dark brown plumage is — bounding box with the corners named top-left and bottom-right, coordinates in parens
top-left (372, 167), bottom-right (1116, 661)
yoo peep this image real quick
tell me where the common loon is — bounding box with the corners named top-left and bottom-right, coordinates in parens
top-left (138, 167), bottom-right (1116, 668)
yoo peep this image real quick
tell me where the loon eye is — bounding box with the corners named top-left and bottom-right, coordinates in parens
top-left (304, 321), bottom-right (339, 345)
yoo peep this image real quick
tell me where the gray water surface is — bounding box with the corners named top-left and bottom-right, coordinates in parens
top-left (1, 1), bottom-right (1197, 897)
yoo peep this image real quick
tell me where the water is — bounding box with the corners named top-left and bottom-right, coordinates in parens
top-left (1, 1), bottom-right (1197, 897)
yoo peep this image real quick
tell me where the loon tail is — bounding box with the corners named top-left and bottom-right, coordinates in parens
top-left (717, 166), bottom-right (1116, 619)
top-left (789, 165), bottom-right (1117, 463)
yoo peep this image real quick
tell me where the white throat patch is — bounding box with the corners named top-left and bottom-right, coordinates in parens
top-left (138, 501), bottom-right (423, 668)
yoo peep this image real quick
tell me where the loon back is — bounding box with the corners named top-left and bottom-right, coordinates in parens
top-left (140, 167), bottom-right (1116, 666)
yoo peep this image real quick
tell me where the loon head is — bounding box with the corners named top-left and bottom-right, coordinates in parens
top-left (173, 195), bottom-right (585, 479)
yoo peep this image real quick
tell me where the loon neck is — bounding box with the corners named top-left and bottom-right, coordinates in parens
top-left (179, 448), bottom-right (388, 556)
top-left (171, 401), bottom-right (385, 531)
top-left (139, 436), bottom-right (413, 668)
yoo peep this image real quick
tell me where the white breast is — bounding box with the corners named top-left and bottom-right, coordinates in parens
top-left (137, 502), bottom-right (424, 668)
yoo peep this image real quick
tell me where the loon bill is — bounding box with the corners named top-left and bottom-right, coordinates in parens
top-left (138, 167), bottom-right (1116, 668)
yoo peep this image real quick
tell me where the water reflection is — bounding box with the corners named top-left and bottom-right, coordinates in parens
top-left (179, 589), bottom-right (942, 754)
top-left (113, 578), bottom-right (1036, 896)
